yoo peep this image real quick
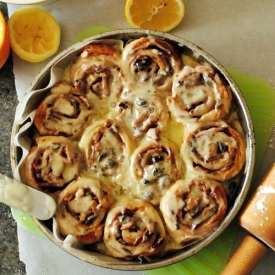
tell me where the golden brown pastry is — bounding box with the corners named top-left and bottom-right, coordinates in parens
top-left (116, 92), bottom-right (168, 138)
top-left (160, 178), bottom-right (227, 246)
top-left (55, 176), bottom-right (114, 244)
top-left (167, 65), bottom-right (232, 123)
top-left (103, 198), bottom-right (166, 260)
top-left (78, 119), bottom-right (133, 184)
top-left (70, 43), bottom-right (122, 103)
top-left (121, 37), bottom-right (182, 92)
top-left (34, 92), bottom-right (93, 139)
top-left (130, 130), bottom-right (183, 205)
top-left (24, 136), bottom-right (81, 195)
top-left (181, 121), bottom-right (246, 181)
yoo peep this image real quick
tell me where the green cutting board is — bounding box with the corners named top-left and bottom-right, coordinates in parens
top-left (12, 69), bottom-right (275, 275)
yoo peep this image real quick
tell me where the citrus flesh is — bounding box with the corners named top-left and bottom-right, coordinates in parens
top-left (8, 7), bottom-right (61, 63)
top-left (125, 0), bottom-right (185, 32)
top-left (0, 10), bottom-right (10, 69)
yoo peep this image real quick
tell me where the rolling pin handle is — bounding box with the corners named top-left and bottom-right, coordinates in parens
top-left (221, 234), bottom-right (267, 275)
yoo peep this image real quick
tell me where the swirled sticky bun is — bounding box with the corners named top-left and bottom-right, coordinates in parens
top-left (121, 37), bottom-right (182, 92)
top-left (34, 92), bottom-right (93, 139)
top-left (160, 178), bottom-right (227, 246)
top-left (70, 43), bottom-right (122, 104)
top-left (24, 136), bottom-right (81, 195)
top-left (79, 119), bottom-right (133, 184)
top-left (103, 198), bottom-right (166, 260)
top-left (117, 93), bottom-right (168, 138)
top-left (167, 65), bottom-right (232, 123)
top-left (55, 177), bottom-right (114, 244)
top-left (181, 121), bottom-right (246, 181)
top-left (130, 130), bottom-right (183, 205)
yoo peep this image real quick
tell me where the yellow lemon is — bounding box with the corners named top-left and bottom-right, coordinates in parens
top-left (8, 7), bottom-right (61, 63)
top-left (0, 10), bottom-right (10, 69)
top-left (125, 0), bottom-right (185, 32)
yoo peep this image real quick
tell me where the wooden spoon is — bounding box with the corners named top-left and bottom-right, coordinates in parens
top-left (221, 163), bottom-right (275, 275)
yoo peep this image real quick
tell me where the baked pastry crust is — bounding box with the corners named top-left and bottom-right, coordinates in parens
top-left (181, 121), bottom-right (246, 181)
top-left (116, 92), bottom-right (168, 138)
top-left (79, 119), bottom-right (133, 185)
top-left (121, 37), bottom-right (182, 91)
top-left (130, 130), bottom-right (183, 206)
top-left (55, 176), bottom-right (114, 244)
top-left (24, 136), bottom-right (81, 196)
top-left (34, 91), bottom-right (93, 139)
top-left (103, 198), bottom-right (166, 260)
top-left (160, 178), bottom-right (227, 245)
top-left (70, 43), bottom-right (123, 104)
top-left (167, 65), bottom-right (232, 123)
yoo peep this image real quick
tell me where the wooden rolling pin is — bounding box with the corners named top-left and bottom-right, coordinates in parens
top-left (221, 163), bottom-right (275, 275)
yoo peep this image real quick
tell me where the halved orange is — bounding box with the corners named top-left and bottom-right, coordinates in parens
top-left (0, 10), bottom-right (10, 69)
top-left (8, 7), bottom-right (61, 63)
top-left (125, 0), bottom-right (185, 32)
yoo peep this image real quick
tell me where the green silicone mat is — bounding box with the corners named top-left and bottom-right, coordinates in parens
top-left (12, 69), bottom-right (275, 275)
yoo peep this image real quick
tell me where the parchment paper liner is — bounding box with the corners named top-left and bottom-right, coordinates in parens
top-left (11, 29), bottom-right (255, 270)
